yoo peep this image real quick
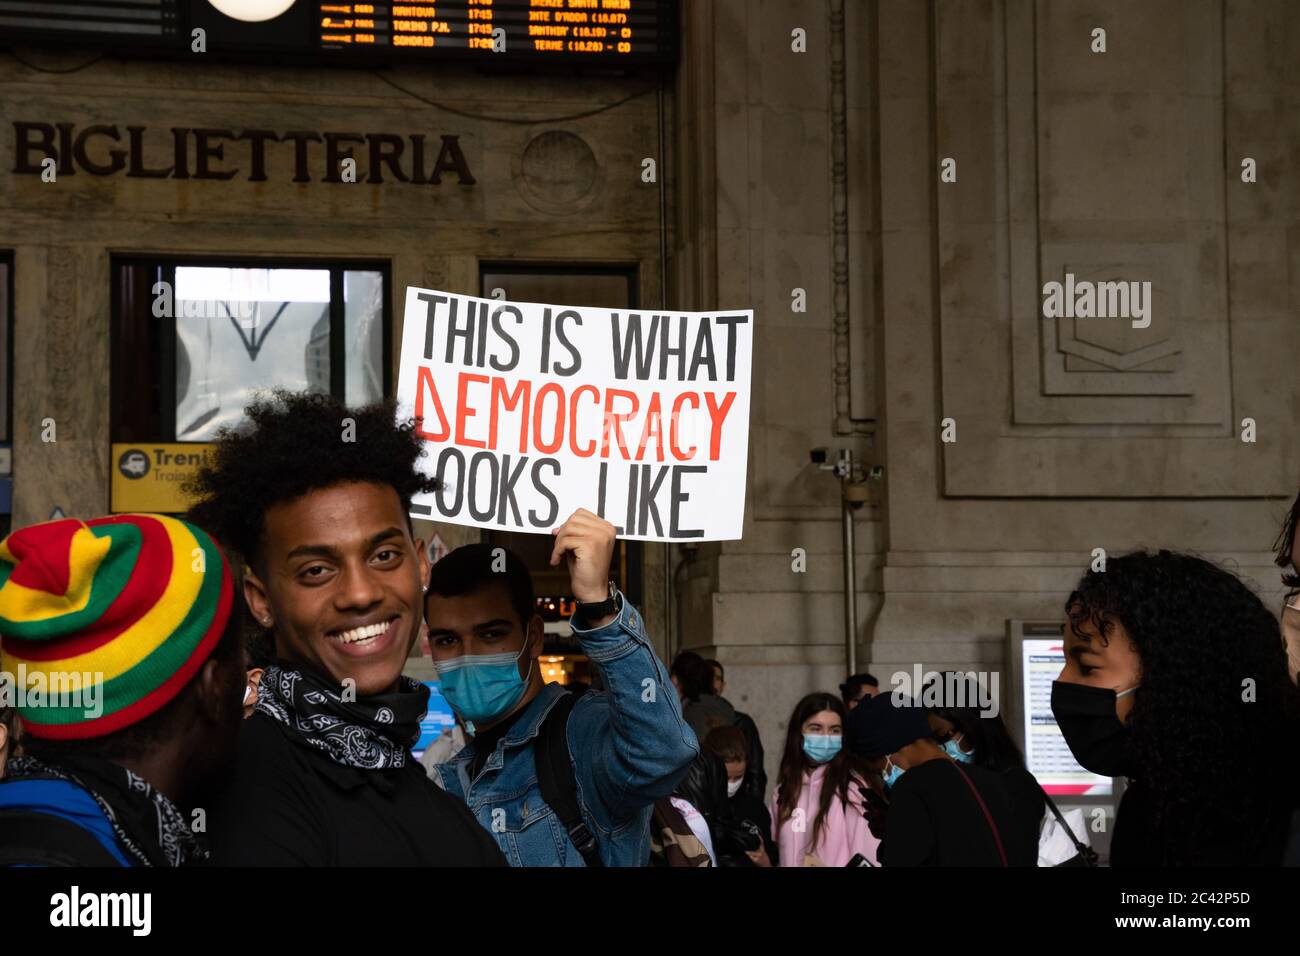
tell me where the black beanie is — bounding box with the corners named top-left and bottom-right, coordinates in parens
top-left (846, 692), bottom-right (934, 760)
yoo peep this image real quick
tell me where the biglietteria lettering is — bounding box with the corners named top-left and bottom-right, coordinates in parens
top-left (11, 122), bottom-right (476, 185)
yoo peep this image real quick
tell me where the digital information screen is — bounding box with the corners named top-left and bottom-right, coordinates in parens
top-left (412, 680), bottom-right (457, 760)
top-left (0, 0), bottom-right (675, 65)
top-left (1020, 636), bottom-right (1113, 797)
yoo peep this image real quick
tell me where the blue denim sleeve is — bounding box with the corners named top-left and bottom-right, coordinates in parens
top-left (567, 591), bottom-right (699, 826)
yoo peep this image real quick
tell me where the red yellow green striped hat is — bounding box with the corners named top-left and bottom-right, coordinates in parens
top-left (0, 513), bottom-right (234, 740)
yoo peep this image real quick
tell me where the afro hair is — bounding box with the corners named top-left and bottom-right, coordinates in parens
top-left (185, 389), bottom-right (438, 571)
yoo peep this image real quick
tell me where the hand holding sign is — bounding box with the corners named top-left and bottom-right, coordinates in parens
top-left (550, 508), bottom-right (618, 617)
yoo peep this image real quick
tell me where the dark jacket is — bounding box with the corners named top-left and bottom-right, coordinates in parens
top-left (732, 708), bottom-right (767, 798)
top-left (0, 777), bottom-right (131, 866)
top-left (718, 790), bottom-right (777, 866)
top-left (207, 711), bottom-right (506, 866)
top-left (688, 695), bottom-right (766, 799)
top-left (880, 758), bottom-right (1037, 866)
top-left (674, 749), bottom-right (727, 824)
top-left (683, 693), bottom-right (736, 741)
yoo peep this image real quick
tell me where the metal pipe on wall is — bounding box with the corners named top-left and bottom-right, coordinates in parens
top-left (843, 494), bottom-right (858, 677)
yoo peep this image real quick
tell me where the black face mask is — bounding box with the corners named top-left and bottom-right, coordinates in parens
top-left (1050, 680), bottom-right (1138, 777)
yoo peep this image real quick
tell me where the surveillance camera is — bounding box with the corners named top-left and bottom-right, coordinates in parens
top-left (810, 447), bottom-right (828, 464)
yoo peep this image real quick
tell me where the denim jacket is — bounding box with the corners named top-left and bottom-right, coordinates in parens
top-left (434, 591), bottom-right (698, 866)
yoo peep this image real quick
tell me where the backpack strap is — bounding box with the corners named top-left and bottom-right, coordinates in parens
top-left (535, 691), bottom-right (604, 868)
top-left (1035, 781), bottom-right (1099, 864)
top-left (949, 762), bottom-right (1008, 867)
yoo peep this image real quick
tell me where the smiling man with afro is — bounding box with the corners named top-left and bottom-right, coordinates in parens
top-left (186, 389), bottom-right (505, 867)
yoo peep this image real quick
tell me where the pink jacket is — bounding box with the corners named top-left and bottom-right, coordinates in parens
top-left (769, 765), bottom-right (880, 867)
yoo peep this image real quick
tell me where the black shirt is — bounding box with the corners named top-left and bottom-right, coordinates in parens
top-left (207, 712), bottom-right (506, 866)
top-left (998, 765), bottom-right (1047, 859)
top-left (880, 758), bottom-right (1038, 866)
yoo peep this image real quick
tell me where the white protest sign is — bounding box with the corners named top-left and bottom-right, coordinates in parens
top-left (395, 289), bottom-right (752, 542)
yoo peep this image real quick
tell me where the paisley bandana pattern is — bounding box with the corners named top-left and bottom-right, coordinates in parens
top-left (255, 663), bottom-right (429, 770)
top-left (5, 754), bottom-right (204, 867)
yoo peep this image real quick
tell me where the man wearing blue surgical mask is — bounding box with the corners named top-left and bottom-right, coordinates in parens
top-left (425, 509), bottom-right (698, 866)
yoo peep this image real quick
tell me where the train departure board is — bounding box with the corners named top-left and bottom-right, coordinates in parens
top-left (0, 1), bottom-right (180, 40)
top-left (0, 0), bottom-right (675, 66)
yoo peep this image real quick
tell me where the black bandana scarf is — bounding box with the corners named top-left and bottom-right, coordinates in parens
top-left (5, 753), bottom-right (205, 867)
top-left (255, 662), bottom-right (429, 770)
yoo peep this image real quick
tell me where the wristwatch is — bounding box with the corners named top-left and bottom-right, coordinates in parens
top-left (574, 580), bottom-right (620, 625)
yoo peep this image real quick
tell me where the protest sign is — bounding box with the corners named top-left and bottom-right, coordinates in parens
top-left (395, 289), bottom-right (753, 541)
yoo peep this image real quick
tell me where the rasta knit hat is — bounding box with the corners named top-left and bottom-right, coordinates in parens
top-left (0, 514), bottom-right (234, 740)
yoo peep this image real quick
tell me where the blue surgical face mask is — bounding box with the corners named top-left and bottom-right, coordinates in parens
top-left (433, 639), bottom-right (535, 724)
top-left (942, 735), bottom-right (974, 765)
top-left (882, 756), bottom-right (904, 788)
top-left (802, 733), bottom-right (842, 764)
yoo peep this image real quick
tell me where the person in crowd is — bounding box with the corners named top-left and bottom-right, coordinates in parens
top-left (704, 725), bottom-right (775, 866)
top-left (663, 748), bottom-right (726, 866)
top-left (671, 651), bottom-right (736, 741)
top-left (770, 692), bottom-right (878, 866)
top-left (840, 673), bottom-right (879, 710)
top-left (704, 658), bottom-right (766, 798)
top-left (189, 390), bottom-right (505, 866)
top-left (1053, 549), bottom-right (1300, 866)
top-left (0, 703), bottom-right (15, 779)
top-left (922, 672), bottom-right (1045, 861)
top-left (1274, 505), bottom-right (1300, 863)
top-left (424, 525), bottom-right (697, 866)
top-left (0, 514), bottom-right (246, 866)
top-left (648, 794), bottom-right (714, 867)
top-left (1273, 488), bottom-right (1300, 683)
top-left (420, 711), bottom-right (471, 773)
top-left (847, 692), bottom-right (1035, 866)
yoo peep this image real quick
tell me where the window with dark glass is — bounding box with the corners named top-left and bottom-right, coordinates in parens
top-left (113, 258), bottom-right (389, 442)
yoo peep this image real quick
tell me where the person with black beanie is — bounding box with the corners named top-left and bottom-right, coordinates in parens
top-left (846, 692), bottom-right (1037, 866)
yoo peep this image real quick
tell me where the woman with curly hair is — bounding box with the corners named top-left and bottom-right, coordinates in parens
top-left (1052, 549), bottom-right (1300, 866)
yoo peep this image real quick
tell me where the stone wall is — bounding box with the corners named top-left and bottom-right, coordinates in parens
top-left (4, 1), bottom-right (1299, 798)
top-left (670, 0), bottom-right (1300, 790)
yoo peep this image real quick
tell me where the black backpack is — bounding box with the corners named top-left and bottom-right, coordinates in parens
top-left (534, 691), bottom-right (604, 867)
top-left (0, 809), bottom-right (126, 866)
